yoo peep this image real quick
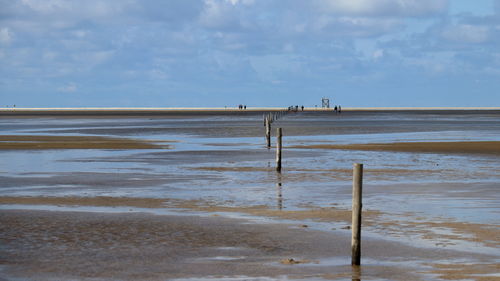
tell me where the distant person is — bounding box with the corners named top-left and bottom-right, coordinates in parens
top-left (301, 105), bottom-right (304, 111)
top-left (244, 105), bottom-right (247, 110)
top-left (338, 105), bottom-right (341, 114)
top-left (334, 106), bottom-right (338, 113)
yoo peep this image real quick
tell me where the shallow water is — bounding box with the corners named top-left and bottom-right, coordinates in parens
top-left (1, 111), bottom-right (499, 253)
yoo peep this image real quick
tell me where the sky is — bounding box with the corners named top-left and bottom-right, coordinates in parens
top-left (1, 0), bottom-right (499, 108)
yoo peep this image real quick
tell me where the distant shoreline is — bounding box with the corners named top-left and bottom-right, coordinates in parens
top-left (1, 107), bottom-right (499, 116)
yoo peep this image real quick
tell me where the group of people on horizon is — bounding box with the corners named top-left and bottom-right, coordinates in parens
top-left (334, 105), bottom-right (341, 113)
top-left (238, 104), bottom-right (247, 110)
top-left (288, 105), bottom-right (305, 112)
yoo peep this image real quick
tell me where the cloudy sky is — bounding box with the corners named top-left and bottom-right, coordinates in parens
top-left (1, 0), bottom-right (499, 107)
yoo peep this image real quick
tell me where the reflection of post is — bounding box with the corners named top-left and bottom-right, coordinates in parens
top-left (276, 128), bottom-right (282, 172)
top-left (276, 182), bottom-right (283, 210)
top-left (351, 163), bottom-right (363, 266)
top-left (351, 264), bottom-right (361, 281)
top-left (265, 117), bottom-right (271, 148)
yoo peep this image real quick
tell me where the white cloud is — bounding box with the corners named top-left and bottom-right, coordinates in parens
top-left (317, 0), bottom-right (448, 17)
top-left (0, 27), bottom-right (13, 44)
top-left (199, 0), bottom-right (238, 29)
top-left (313, 16), bottom-right (404, 37)
top-left (225, 0), bottom-right (254, 5)
top-left (441, 24), bottom-right (491, 44)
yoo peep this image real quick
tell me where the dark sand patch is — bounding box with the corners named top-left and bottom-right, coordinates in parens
top-left (291, 141), bottom-right (500, 155)
top-left (0, 135), bottom-right (171, 150)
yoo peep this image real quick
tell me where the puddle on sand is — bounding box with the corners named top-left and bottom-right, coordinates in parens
top-left (195, 256), bottom-right (247, 261)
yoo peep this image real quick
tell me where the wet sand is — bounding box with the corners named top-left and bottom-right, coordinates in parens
top-left (1, 209), bottom-right (497, 281)
top-left (0, 135), bottom-right (171, 150)
top-left (291, 141), bottom-right (500, 155)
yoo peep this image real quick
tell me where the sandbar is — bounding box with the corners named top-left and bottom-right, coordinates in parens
top-left (291, 141), bottom-right (500, 155)
top-left (0, 135), bottom-right (170, 150)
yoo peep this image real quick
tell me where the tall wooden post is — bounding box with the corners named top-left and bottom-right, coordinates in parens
top-left (265, 117), bottom-right (271, 148)
top-left (276, 128), bottom-right (282, 172)
top-left (351, 163), bottom-right (363, 266)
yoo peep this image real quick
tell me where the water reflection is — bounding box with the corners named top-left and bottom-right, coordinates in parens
top-left (351, 265), bottom-right (361, 281)
top-left (276, 173), bottom-right (283, 210)
top-left (276, 182), bottom-right (283, 210)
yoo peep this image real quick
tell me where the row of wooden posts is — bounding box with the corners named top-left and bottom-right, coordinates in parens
top-left (264, 110), bottom-right (289, 148)
top-left (264, 113), bottom-right (363, 266)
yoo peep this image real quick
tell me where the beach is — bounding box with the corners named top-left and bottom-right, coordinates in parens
top-left (1, 109), bottom-right (499, 280)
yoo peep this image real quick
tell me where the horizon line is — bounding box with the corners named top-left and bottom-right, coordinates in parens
top-left (2, 106), bottom-right (500, 111)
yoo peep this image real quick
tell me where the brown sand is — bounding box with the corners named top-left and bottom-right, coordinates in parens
top-left (372, 219), bottom-right (500, 249)
top-left (0, 135), bottom-right (171, 149)
top-left (0, 195), bottom-right (368, 223)
top-left (290, 141), bottom-right (500, 155)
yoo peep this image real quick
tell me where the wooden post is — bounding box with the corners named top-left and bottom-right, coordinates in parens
top-left (276, 128), bottom-right (282, 172)
top-left (265, 117), bottom-right (271, 148)
top-left (351, 163), bottom-right (363, 266)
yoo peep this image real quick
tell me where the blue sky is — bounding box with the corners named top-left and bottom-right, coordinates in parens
top-left (1, 0), bottom-right (499, 107)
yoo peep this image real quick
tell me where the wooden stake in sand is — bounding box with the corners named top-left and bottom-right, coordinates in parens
top-left (276, 128), bottom-right (282, 172)
top-left (351, 163), bottom-right (363, 266)
top-left (265, 116), bottom-right (271, 148)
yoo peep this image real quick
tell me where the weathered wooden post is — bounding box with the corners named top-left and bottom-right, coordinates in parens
top-left (351, 163), bottom-right (363, 266)
top-left (265, 116), bottom-right (271, 148)
top-left (276, 128), bottom-right (282, 172)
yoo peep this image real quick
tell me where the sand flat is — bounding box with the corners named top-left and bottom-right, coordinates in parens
top-left (0, 135), bottom-right (170, 149)
top-left (1, 111), bottom-right (499, 280)
top-left (290, 141), bottom-right (500, 155)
